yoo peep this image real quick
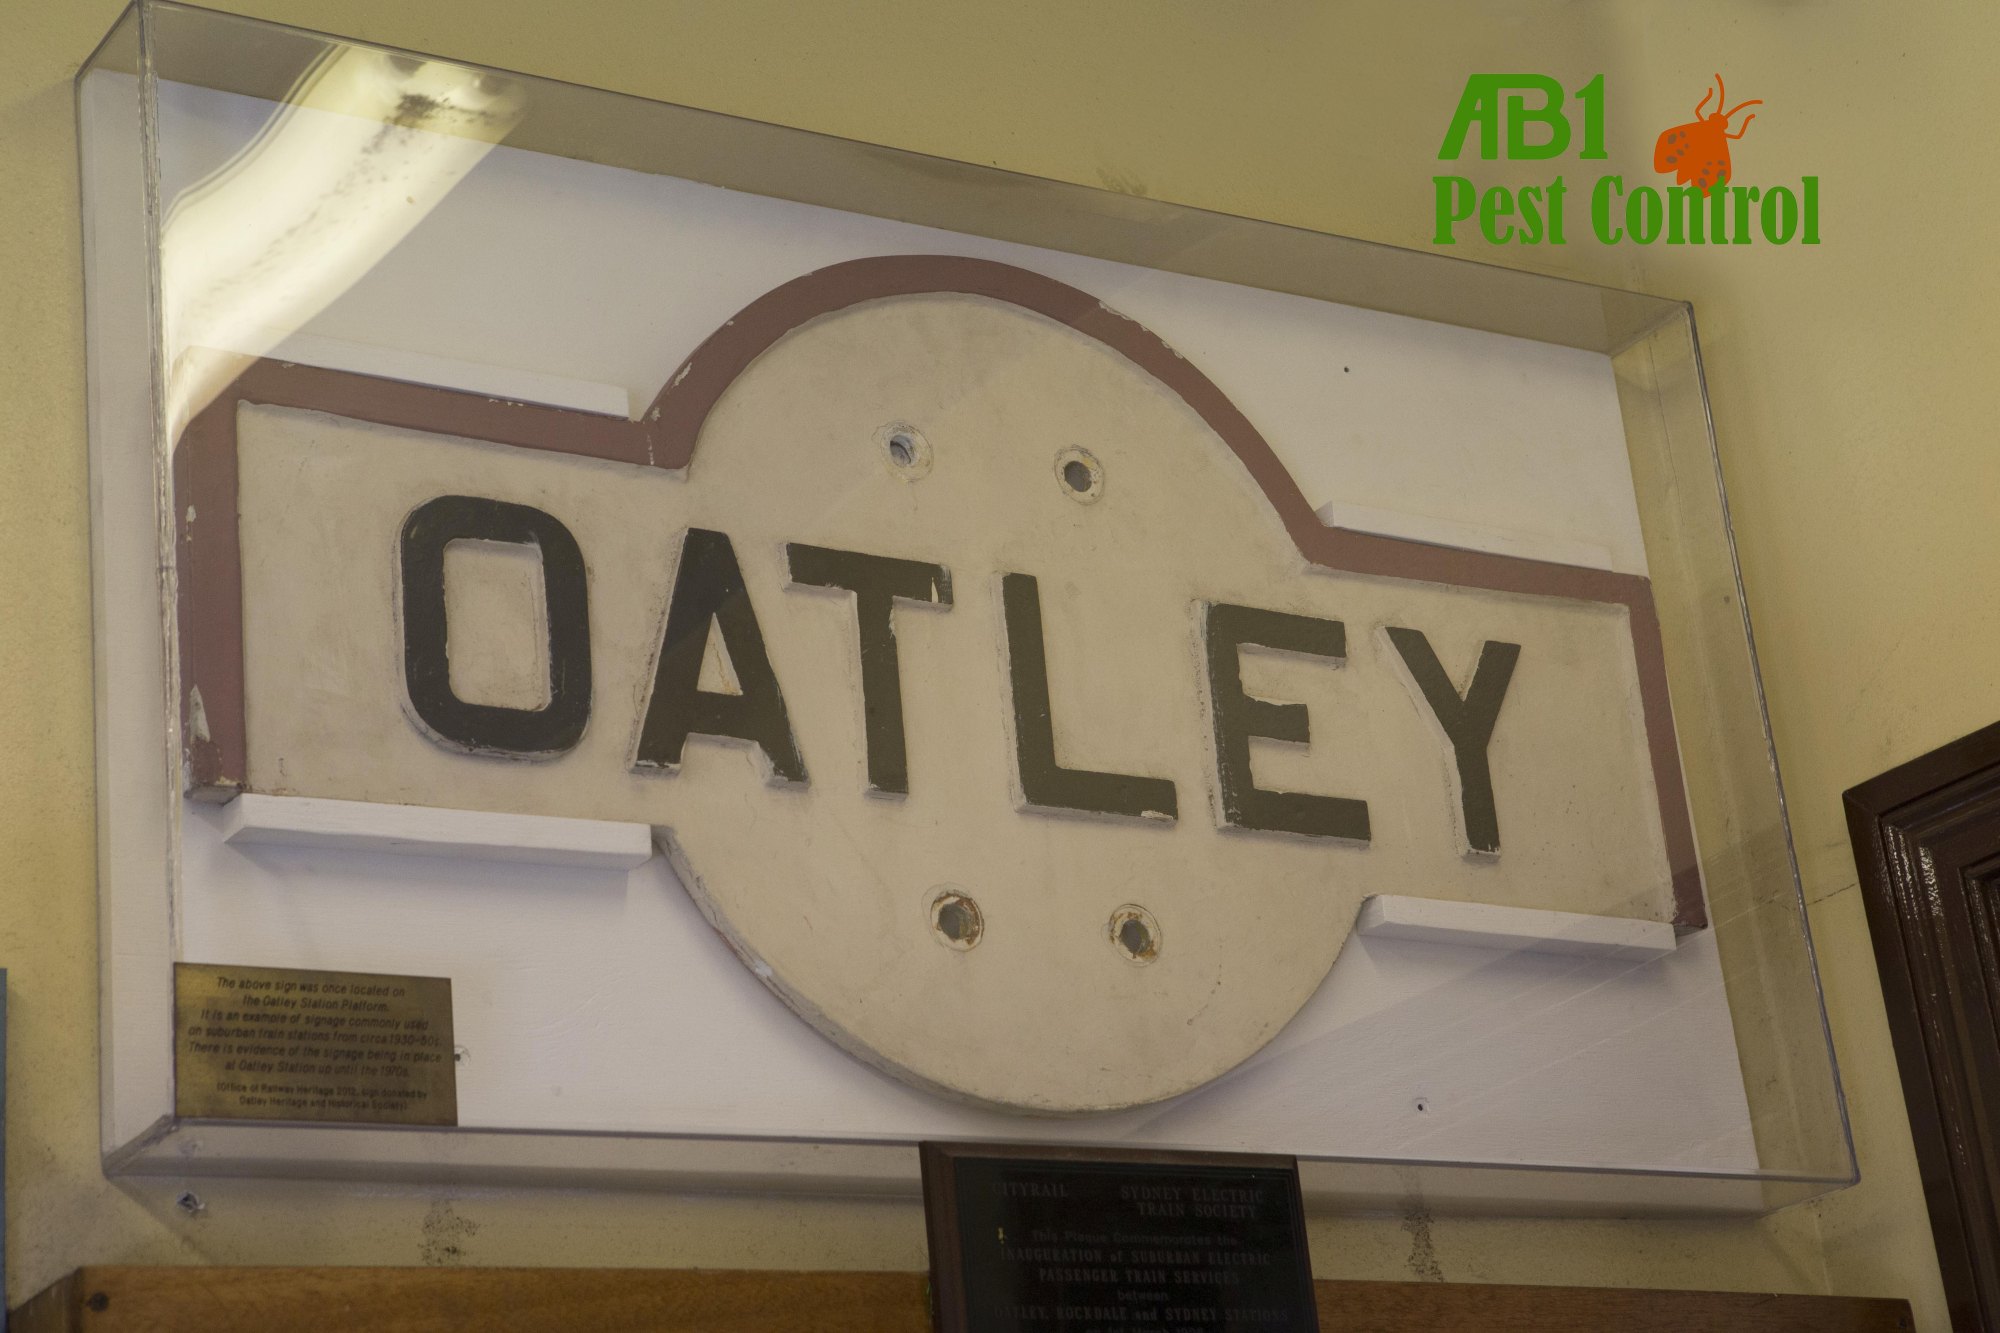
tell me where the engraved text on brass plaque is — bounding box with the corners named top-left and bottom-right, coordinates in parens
top-left (174, 963), bottom-right (457, 1125)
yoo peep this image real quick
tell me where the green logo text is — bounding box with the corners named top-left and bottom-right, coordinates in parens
top-left (1433, 74), bottom-right (1819, 247)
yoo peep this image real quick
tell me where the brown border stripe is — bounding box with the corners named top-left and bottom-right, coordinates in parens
top-left (175, 254), bottom-right (1703, 926)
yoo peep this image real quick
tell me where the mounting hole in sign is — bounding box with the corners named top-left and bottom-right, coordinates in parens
top-left (1108, 904), bottom-right (1161, 963)
top-left (1054, 446), bottom-right (1104, 503)
top-left (929, 887), bottom-right (984, 950)
top-left (877, 422), bottom-right (934, 479)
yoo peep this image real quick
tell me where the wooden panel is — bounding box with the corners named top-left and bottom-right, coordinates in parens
top-left (1313, 1278), bottom-right (1911, 1331)
top-left (1846, 718), bottom-right (2000, 1333)
top-left (11, 1266), bottom-right (1913, 1332)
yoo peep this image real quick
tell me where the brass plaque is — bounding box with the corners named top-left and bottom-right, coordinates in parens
top-left (174, 963), bottom-right (457, 1125)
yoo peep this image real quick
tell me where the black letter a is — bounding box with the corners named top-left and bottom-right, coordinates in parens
top-left (635, 528), bottom-right (807, 785)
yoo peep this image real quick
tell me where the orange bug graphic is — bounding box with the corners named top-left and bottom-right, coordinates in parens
top-left (1654, 75), bottom-right (1762, 196)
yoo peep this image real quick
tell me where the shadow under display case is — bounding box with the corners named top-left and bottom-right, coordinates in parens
top-left (78, 1), bottom-right (1852, 1214)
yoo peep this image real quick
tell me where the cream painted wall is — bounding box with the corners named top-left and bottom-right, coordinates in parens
top-left (3, 0), bottom-right (1981, 1327)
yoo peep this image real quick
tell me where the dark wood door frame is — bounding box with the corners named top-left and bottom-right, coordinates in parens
top-left (1847, 720), bottom-right (2000, 1332)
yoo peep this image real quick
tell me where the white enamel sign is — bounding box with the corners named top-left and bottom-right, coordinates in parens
top-left (174, 255), bottom-right (1697, 1111)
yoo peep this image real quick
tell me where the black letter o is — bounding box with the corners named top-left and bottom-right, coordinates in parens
top-left (400, 495), bottom-right (591, 756)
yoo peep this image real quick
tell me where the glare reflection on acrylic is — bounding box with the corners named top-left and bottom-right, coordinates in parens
top-left (82, 2), bottom-right (1850, 1206)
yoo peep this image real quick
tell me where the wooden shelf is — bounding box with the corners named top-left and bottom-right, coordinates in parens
top-left (13, 1266), bottom-right (1913, 1332)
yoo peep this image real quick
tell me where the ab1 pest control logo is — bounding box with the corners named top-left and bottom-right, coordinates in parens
top-left (1433, 74), bottom-right (1819, 247)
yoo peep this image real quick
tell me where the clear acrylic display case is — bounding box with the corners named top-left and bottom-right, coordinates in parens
top-left (78, 1), bottom-right (1853, 1213)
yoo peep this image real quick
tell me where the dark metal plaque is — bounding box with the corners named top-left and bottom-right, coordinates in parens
top-left (174, 963), bottom-right (457, 1126)
top-left (921, 1142), bottom-right (1318, 1333)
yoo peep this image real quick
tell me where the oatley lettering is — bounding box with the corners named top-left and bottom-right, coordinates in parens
top-left (398, 511), bottom-right (1524, 852)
